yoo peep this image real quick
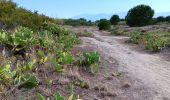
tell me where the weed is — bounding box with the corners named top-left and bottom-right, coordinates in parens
top-left (130, 32), bottom-right (170, 51)
top-left (78, 51), bottom-right (100, 74)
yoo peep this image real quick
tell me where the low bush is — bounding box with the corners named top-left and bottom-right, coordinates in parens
top-left (111, 27), bottom-right (121, 36)
top-left (130, 32), bottom-right (170, 52)
top-left (77, 30), bottom-right (93, 37)
top-left (0, 1), bottom-right (60, 30)
top-left (78, 51), bottom-right (100, 74)
top-left (0, 23), bottom-right (80, 99)
top-left (98, 19), bottom-right (111, 30)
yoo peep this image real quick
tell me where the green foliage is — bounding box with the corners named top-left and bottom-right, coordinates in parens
top-left (64, 18), bottom-right (94, 26)
top-left (36, 93), bottom-right (45, 100)
top-left (23, 59), bottom-right (37, 72)
top-left (165, 16), bottom-right (170, 23)
top-left (0, 27), bottom-right (34, 48)
top-left (78, 30), bottom-right (92, 37)
top-left (156, 16), bottom-right (166, 22)
top-left (36, 92), bottom-right (65, 100)
top-left (0, 7), bottom-right (80, 97)
top-left (98, 19), bottom-right (111, 30)
top-left (37, 50), bottom-right (48, 64)
top-left (0, 64), bottom-right (14, 84)
top-left (78, 51), bottom-right (100, 73)
top-left (0, 1), bottom-right (59, 30)
top-left (42, 22), bottom-right (69, 36)
top-left (19, 74), bottom-right (39, 89)
top-left (0, 24), bottom-right (79, 53)
top-left (130, 32), bottom-right (144, 44)
top-left (130, 32), bottom-right (170, 52)
top-left (57, 52), bottom-right (74, 64)
top-left (74, 79), bottom-right (89, 89)
top-left (79, 51), bottom-right (100, 66)
top-left (44, 77), bottom-right (53, 86)
top-left (145, 34), bottom-right (170, 52)
top-left (51, 52), bottom-right (74, 73)
top-left (110, 15), bottom-right (120, 25)
top-left (53, 92), bottom-right (65, 100)
top-left (125, 4), bottom-right (154, 27)
top-left (111, 27), bottom-right (122, 36)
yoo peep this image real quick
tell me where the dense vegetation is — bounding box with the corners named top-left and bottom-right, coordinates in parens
top-left (125, 4), bottom-right (154, 27)
top-left (156, 16), bottom-right (170, 23)
top-left (0, 23), bottom-right (80, 98)
top-left (0, 1), bottom-right (58, 30)
top-left (110, 15), bottom-right (120, 25)
top-left (64, 18), bottom-right (95, 26)
top-left (97, 19), bottom-right (111, 30)
top-left (130, 32), bottom-right (170, 52)
top-left (0, 1), bottom-right (101, 99)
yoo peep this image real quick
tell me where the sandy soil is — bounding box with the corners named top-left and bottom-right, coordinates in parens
top-left (69, 26), bottom-right (170, 100)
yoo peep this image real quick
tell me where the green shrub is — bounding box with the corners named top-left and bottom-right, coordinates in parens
top-left (79, 51), bottom-right (100, 66)
top-left (0, 1), bottom-right (59, 30)
top-left (77, 30), bottom-right (92, 37)
top-left (130, 32), bottom-right (170, 52)
top-left (98, 19), bottom-right (111, 30)
top-left (19, 74), bottom-right (39, 89)
top-left (0, 27), bottom-right (34, 48)
top-left (78, 51), bottom-right (100, 74)
top-left (110, 15), bottom-right (120, 25)
top-left (130, 32), bottom-right (144, 44)
top-left (145, 34), bottom-right (169, 52)
top-left (111, 27), bottom-right (121, 36)
top-left (64, 18), bottom-right (94, 26)
top-left (125, 4), bottom-right (154, 27)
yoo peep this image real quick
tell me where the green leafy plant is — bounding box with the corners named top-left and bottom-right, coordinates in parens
top-left (44, 77), bottom-right (53, 86)
top-left (111, 27), bottom-right (122, 36)
top-left (53, 92), bottom-right (65, 100)
top-left (145, 34), bottom-right (169, 52)
top-left (51, 58), bottom-right (63, 72)
top-left (98, 19), bottom-right (111, 30)
top-left (36, 93), bottom-right (45, 100)
top-left (74, 79), bottom-right (89, 89)
top-left (18, 74), bottom-right (39, 89)
top-left (130, 32), bottom-right (170, 52)
top-left (37, 50), bottom-right (48, 64)
top-left (0, 64), bottom-right (14, 84)
top-left (79, 51), bottom-right (100, 66)
top-left (130, 32), bottom-right (144, 44)
top-left (23, 59), bottom-right (36, 72)
top-left (78, 51), bottom-right (100, 73)
top-left (57, 52), bottom-right (74, 64)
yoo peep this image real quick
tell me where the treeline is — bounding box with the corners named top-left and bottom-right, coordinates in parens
top-left (0, 0), bottom-right (58, 30)
top-left (63, 18), bottom-right (95, 26)
top-left (154, 16), bottom-right (170, 23)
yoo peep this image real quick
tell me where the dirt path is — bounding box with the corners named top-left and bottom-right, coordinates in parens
top-left (74, 27), bottom-right (170, 99)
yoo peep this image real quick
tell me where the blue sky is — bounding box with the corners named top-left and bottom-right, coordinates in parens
top-left (13, 0), bottom-right (170, 18)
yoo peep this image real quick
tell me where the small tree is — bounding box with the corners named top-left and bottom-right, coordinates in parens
top-left (110, 15), bottom-right (120, 25)
top-left (97, 19), bottom-right (111, 30)
top-left (125, 4), bottom-right (154, 27)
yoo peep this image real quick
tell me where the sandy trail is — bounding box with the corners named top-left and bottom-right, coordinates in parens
top-left (80, 27), bottom-right (170, 99)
